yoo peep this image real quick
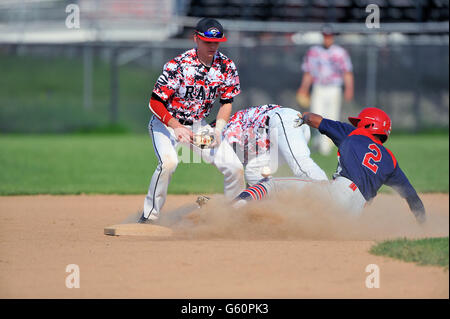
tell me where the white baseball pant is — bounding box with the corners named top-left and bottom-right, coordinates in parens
top-left (326, 176), bottom-right (366, 217)
top-left (242, 175), bottom-right (366, 217)
top-left (143, 116), bottom-right (245, 220)
top-left (244, 107), bottom-right (328, 185)
top-left (311, 84), bottom-right (342, 155)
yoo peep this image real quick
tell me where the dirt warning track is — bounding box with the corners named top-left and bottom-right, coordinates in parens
top-left (0, 193), bottom-right (448, 298)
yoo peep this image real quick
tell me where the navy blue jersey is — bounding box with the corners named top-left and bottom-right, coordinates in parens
top-left (318, 119), bottom-right (423, 212)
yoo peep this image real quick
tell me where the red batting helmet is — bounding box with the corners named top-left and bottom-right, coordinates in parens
top-left (348, 107), bottom-right (392, 143)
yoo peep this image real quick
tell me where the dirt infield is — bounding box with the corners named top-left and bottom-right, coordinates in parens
top-left (0, 193), bottom-right (448, 298)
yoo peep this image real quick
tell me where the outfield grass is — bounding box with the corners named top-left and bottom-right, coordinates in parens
top-left (0, 133), bottom-right (448, 195)
top-left (0, 134), bottom-right (221, 195)
top-left (370, 237), bottom-right (449, 268)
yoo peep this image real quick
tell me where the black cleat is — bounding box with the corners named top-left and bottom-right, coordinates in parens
top-left (137, 213), bottom-right (157, 224)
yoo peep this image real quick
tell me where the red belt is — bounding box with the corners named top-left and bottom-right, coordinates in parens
top-left (349, 182), bottom-right (358, 192)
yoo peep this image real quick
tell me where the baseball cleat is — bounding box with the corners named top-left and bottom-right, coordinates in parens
top-left (137, 212), bottom-right (157, 224)
top-left (196, 195), bottom-right (210, 208)
top-left (260, 166), bottom-right (272, 178)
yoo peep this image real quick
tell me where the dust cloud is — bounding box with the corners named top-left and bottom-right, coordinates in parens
top-left (171, 185), bottom-right (449, 241)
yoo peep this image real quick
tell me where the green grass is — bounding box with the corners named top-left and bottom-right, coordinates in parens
top-left (0, 134), bottom-right (225, 195)
top-left (0, 133), bottom-right (448, 195)
top-left (370, 237), bottom-right (449, 268)
top-left (380, 133), bottom-right (449, 192)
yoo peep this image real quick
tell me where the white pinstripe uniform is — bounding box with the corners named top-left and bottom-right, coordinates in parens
top-left (223, 105), bottom-right (328, 186)
top-left (302, 44), bottom-right (353, 155)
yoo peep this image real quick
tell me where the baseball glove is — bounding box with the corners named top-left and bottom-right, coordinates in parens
top-left (293, 113), bottom-right (304, 128)
top-left (193, 131), bottom-right (215, 149)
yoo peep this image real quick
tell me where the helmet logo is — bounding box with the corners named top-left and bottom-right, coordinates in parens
top-left (208, 27), bottom-right (220, 36)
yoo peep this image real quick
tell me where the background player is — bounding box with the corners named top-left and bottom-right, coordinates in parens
top-left (139, 18), bottom-right (245, 223)
top-left (223, 104), bottom-right (328, 185)
top-left (234, 107), bottom-right (426, 224)
top-left (296, 24), bottom-right (354, 155)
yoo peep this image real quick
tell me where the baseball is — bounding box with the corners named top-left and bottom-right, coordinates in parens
top-left (261, 166), bottom-right (272, 177)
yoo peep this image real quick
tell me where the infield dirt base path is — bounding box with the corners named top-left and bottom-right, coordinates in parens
top-left (0, 193), bottom-right (448, 298)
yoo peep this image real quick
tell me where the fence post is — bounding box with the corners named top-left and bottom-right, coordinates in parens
top-left (413, 45), bottom-right (422, 132)
top-left (83, 45), bottom-right (93, 110)
top-left (110, 47), bottom-right (119, 124)
top-left (366, 40), bottom-right (378, 107)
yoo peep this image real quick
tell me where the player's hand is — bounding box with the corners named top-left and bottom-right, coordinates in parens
top-left (415, 211), bottom-right (427, 225)
top-left (296, 91), bottom-right (310, 108)
top-left (168, 118), bottom-right (193, 143)
top-left (173, 125), bottom-right (193, 144)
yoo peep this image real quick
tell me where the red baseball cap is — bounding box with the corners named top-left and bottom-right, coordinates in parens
top-left (195, 18), bottom-right (227, 42)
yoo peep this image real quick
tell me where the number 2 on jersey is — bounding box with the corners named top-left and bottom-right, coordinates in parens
top-left (362, 144), bottom-right (382, 173)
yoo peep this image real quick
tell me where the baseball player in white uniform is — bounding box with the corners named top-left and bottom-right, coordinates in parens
top-left (296, 24), bottom-right (354, 155)
top-left (139, 18), bottom-right (245, 223)
top-left (222, 104), bottom-right (328, 186)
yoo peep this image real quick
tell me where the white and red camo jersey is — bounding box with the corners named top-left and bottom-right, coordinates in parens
top-left (222, 104), bottom-right (281, 155)
top-left (152, 48), bottom-right (240, 122)
top-left (302, 44), bottom-right (352, 86)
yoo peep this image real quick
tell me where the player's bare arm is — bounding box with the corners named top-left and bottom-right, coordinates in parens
top-left (216, 102), bottom-right (232, 130)
top-left (210, 102), bottom-right (232, 147)
top-left (298, 72), bottom-right (313, 96)
top-left (343, 71), bottom-right (354, 101)
top-left (296, 72), bottom-right (313, 108)
top-left (302, 112), bottom-right (323, 129)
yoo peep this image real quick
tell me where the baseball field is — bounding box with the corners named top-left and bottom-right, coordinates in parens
top-left (0, 133), bottom-right (448, 298)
